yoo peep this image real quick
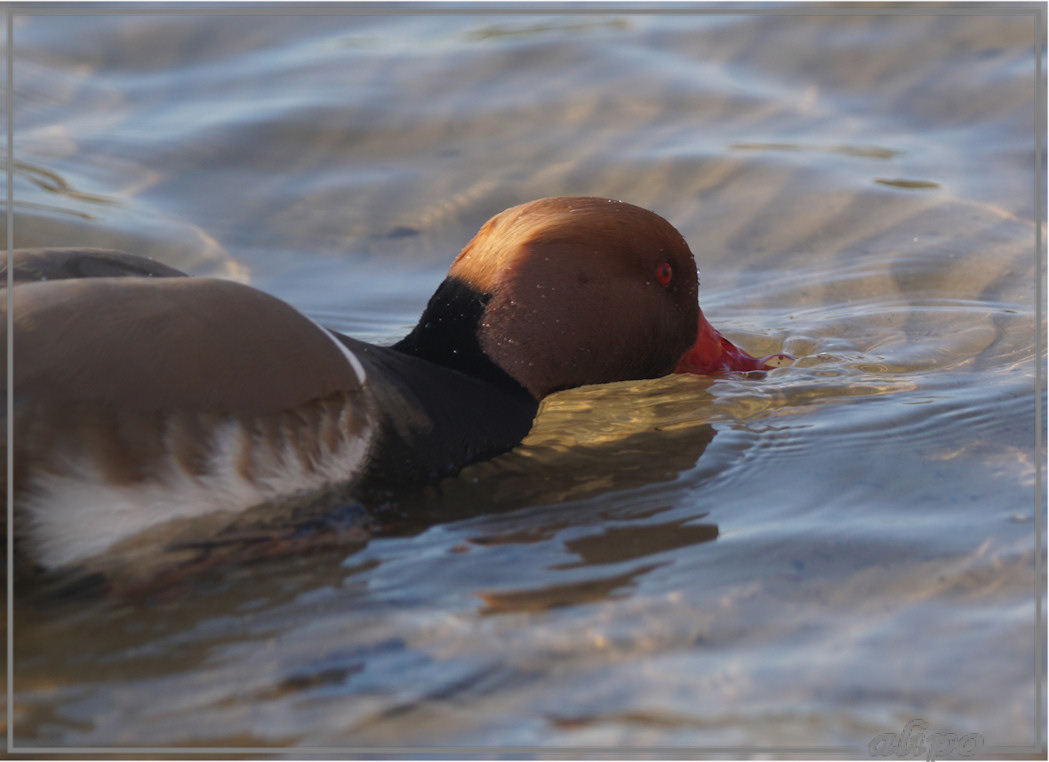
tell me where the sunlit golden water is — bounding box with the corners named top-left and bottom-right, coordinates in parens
top-left (5, 9), bottom-right (1042, 752)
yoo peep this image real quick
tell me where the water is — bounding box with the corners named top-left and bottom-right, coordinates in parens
top-left (6, 8), bottom-right (1044, 752)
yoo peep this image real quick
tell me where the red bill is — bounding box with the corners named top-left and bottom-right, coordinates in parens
top-left (674, 308), bottom-right (793, 375)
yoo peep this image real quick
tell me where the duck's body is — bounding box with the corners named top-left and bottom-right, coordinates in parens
top-left (5, 197), bottom-right (784, 572)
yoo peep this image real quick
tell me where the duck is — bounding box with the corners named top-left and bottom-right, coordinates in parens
top-left (4, 196), bottom-right (788, 573)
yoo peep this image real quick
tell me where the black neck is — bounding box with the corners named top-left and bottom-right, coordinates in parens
top-left (393, 276), bottom-right (531, 399)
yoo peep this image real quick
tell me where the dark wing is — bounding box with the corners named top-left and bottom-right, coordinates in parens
top-left (2, 248), bottom-right (189, 286)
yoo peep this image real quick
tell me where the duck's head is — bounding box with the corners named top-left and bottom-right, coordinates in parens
top-left (399, 196), bottom-right (786, 399)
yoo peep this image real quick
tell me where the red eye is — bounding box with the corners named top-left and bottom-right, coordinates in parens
top-left (656, 261), bottom-right (673, 286)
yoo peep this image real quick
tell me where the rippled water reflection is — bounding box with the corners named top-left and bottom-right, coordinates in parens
top-left (6, 8), bottom-right (1043, 753)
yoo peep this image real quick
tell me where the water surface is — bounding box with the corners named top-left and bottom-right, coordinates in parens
top-left (5, 8), bottom-right (1044, 753)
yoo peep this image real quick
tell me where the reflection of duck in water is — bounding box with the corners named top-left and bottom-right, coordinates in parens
top-left (5, 196), bottom-right (788, 576)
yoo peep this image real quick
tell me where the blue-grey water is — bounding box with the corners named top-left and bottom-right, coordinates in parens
top-left (5, 8), bottom-right (1044, 753)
